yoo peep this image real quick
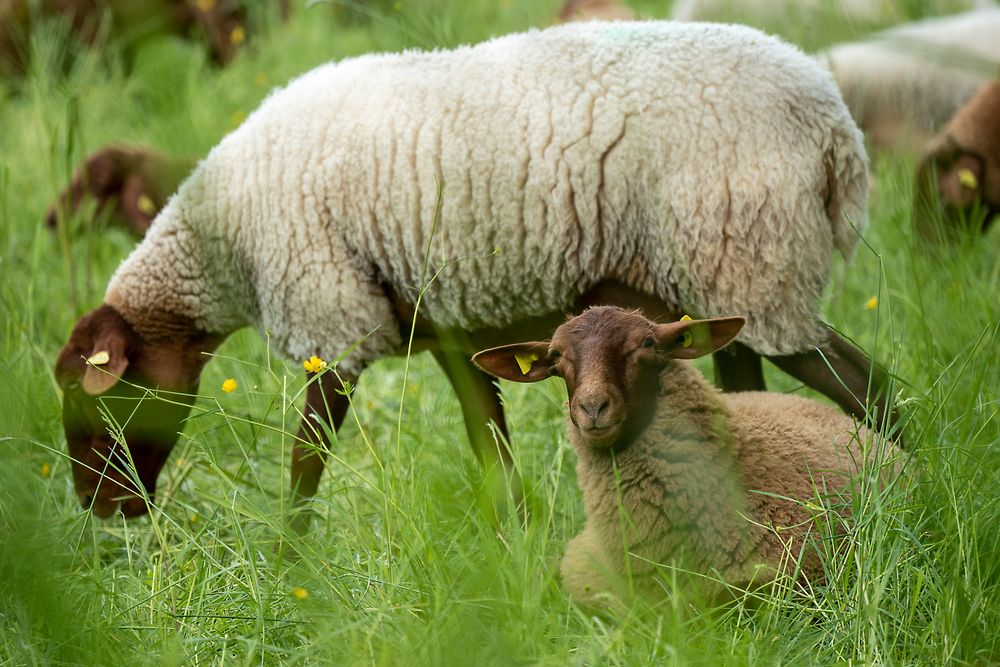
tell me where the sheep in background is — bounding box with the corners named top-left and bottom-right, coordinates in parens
top-left (822, 8), bottom-right (1000, 150)
top-left (473, 307), bottom-right (901, 609)
top-left (913, 80), bottom-right (1000, 238)
top-left (45, 146), bottom-right (195, 236)
top-left (54, 21), bottom-right (896, 520)
top-left (557, 0), bottom-right (636, 23)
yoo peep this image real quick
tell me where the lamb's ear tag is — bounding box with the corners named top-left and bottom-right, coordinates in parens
top-left (680, 314), bottom-right (692, 322)
top-left (137, 194), bottom-right (156, 215)
top-left (514, 351), bottom-right (539, 375)
top-left (957, 168), bottom-right (978, 190)
top-left (87, 350), bottom-right (110, 366)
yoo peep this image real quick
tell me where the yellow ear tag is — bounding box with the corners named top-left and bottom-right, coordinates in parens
top-left (514, 351), bottom-right (539, 375)
top-left (957, 168), bottom-right (978, 190)
top-left (680, 331), bottom-right (693, 348)
top-left (137, 194), bottom-right (156, 216)
top-left (87, 350), bottom-right (110, 366)
top-left (680, 314), bottom-right (692, 321)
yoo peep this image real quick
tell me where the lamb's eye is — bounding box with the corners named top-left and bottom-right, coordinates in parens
top-left (642, 337), bottom-right (655, 349)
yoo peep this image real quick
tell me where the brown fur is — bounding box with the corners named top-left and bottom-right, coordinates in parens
top-left (474, 307), bottom-right (900, 609)
top-left (914, 81), bottom-right (1000, 238)
top-left (45, 145), bottom-right (194, 236)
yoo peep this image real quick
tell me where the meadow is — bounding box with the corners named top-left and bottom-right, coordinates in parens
top-left (0, 0), bottom-right (997, 664)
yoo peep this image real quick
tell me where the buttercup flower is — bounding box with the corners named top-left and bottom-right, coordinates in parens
top-left (41, 463), bottom-right (51, 478)
top-left (303, 355), bottom-right (327, 373)
top-left (222, 378), bottom-right (238, 393)
top-left (230, 26), bottom-right (245, 46)
top-left (865, 296), bottom-right (878, 310)
top-left (292, 587), bottom-right (309, 600)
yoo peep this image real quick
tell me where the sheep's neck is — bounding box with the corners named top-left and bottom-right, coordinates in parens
top-left (104, 198), bottom-right (254, 344)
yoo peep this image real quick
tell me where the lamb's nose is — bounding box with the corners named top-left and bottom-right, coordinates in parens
top-left (578, 396), bottom-right (610, 425)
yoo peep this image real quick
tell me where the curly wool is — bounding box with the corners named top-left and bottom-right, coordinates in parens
top-left (561, 361), bottom-right (893, 608)
top-left (106, 21), bottom-right (867, 375)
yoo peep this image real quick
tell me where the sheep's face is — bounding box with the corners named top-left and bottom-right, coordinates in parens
top-left (472, 307), bottom-right (745, 450)
top-left (54, 305), bottom-right (216, 518)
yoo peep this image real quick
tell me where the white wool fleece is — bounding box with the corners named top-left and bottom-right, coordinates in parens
top-left (106, 21), bottom-right (868, 375)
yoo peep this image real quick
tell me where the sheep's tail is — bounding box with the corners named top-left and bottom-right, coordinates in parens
top-left (824, 121), bottom-right (870, 259)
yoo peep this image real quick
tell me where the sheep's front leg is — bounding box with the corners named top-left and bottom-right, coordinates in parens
top-left (767, 326), bottom-right (901, 439)
top-left (290, 370), bottom-right (351, 526)
top-left (430, 348), bottom-right (511, 467)
top-left (712, 341), bottom-right (766, 392)
top-left (561, 528), bottom-right (621, 611)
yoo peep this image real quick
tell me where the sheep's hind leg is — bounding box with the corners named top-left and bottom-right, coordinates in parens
top-left (766, 327), bottom-right (902, 441)
top-left (713, 341), bottom-right (766, 392)
top-left (290, 370), bottom-right (351, 531)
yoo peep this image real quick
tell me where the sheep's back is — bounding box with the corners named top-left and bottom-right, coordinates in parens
top-left (189, 21), bottom-right (865, 360)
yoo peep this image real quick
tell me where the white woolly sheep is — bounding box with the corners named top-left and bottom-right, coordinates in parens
top-left (913, 80), bottom-right (1000, 238)
top-left (55, 21), bottom-right (894, 520)
top-left (473, 306), bottom-right (901, 608)
top-left (822, 8), bottom-right (1000, 149)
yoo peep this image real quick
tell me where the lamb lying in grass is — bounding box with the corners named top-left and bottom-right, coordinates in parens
top-left (474, 307), bottom-right (901, 608)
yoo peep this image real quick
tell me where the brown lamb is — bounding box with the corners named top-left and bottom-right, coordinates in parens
top-left (474, 307), bottom-right (900, 609)
top-left (914, 80), bottom-right (1000, 239)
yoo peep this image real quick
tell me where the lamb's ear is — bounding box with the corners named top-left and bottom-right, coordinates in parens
top-left (472, 342), bottom-right (555, 383)
top-left (81, 331), bottom-right (131, 396)
top-left (937, 152), bottom-right (984, 208)
top-left (652, 317), bottom-right (746, 360)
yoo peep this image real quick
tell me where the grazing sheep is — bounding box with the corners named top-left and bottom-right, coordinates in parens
top-left (913, 80), bottom-right (1000, 238)
top-left (55, 21), bottom-right (895, 520)
top-left (473, 307), bottom-right (900, 608)
top-left (822, 8), bottom-right (1000, 150)
top-left (0, 0), bottom-right (261, 76)
top-left (45, 145), bottom-right (195, 236)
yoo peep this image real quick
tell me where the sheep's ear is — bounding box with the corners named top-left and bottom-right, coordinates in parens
top-left (81, 335), bottom-right (130, 396)
top-left (652, 317), bottom-right (746, 360)
top-left (472, 342), bottom-right (555, 383)
top-left (937, 152), bottom-right (983, 208)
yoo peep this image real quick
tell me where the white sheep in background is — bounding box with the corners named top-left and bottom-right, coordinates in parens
top-left (474, 307), bottom-right (901, 608)
top-left (55, 21), bottom-right (893, 520)
top-left (822, 7), bottom-right (1000, 149)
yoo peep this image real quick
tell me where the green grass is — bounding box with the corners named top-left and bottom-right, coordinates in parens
top-left (1, 0), bottom-right (998, 664)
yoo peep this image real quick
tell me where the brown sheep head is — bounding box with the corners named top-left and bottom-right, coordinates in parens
top-left (54, 305), bottom-right (218, 518)
top-left (45, 146), bottom-right (193, 237)
top-left (913, 81), bottom-right (1000, 240)
top-left (473, 307), bottom-right (745, 450)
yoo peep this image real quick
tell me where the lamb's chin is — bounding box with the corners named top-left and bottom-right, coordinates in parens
top-left (575, 425), bottom-right (624, 450)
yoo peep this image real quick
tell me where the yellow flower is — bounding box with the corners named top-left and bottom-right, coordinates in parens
top-left (229, 25), bottom-right (245, 46)
top-left (230, 110), bottom-right (247, 128)
top-left (222, 378), bottom-right (238, 393)
top-left (41, 463), bottom-right (51, 478)
top-left (865, 296), bottom-right (878, 310)
top-left (303, 355), bottom-right (327, 373)
top-left (292, 587), bottom-right (309, 600)
top-left (137, 194), bottom-right (156, 216)
top-left (957, 168), bottom-right (978, 190)
top-left (195, 0), bottom-right (215, 11)
top-left (254, 71), bottom-right (268, 87)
